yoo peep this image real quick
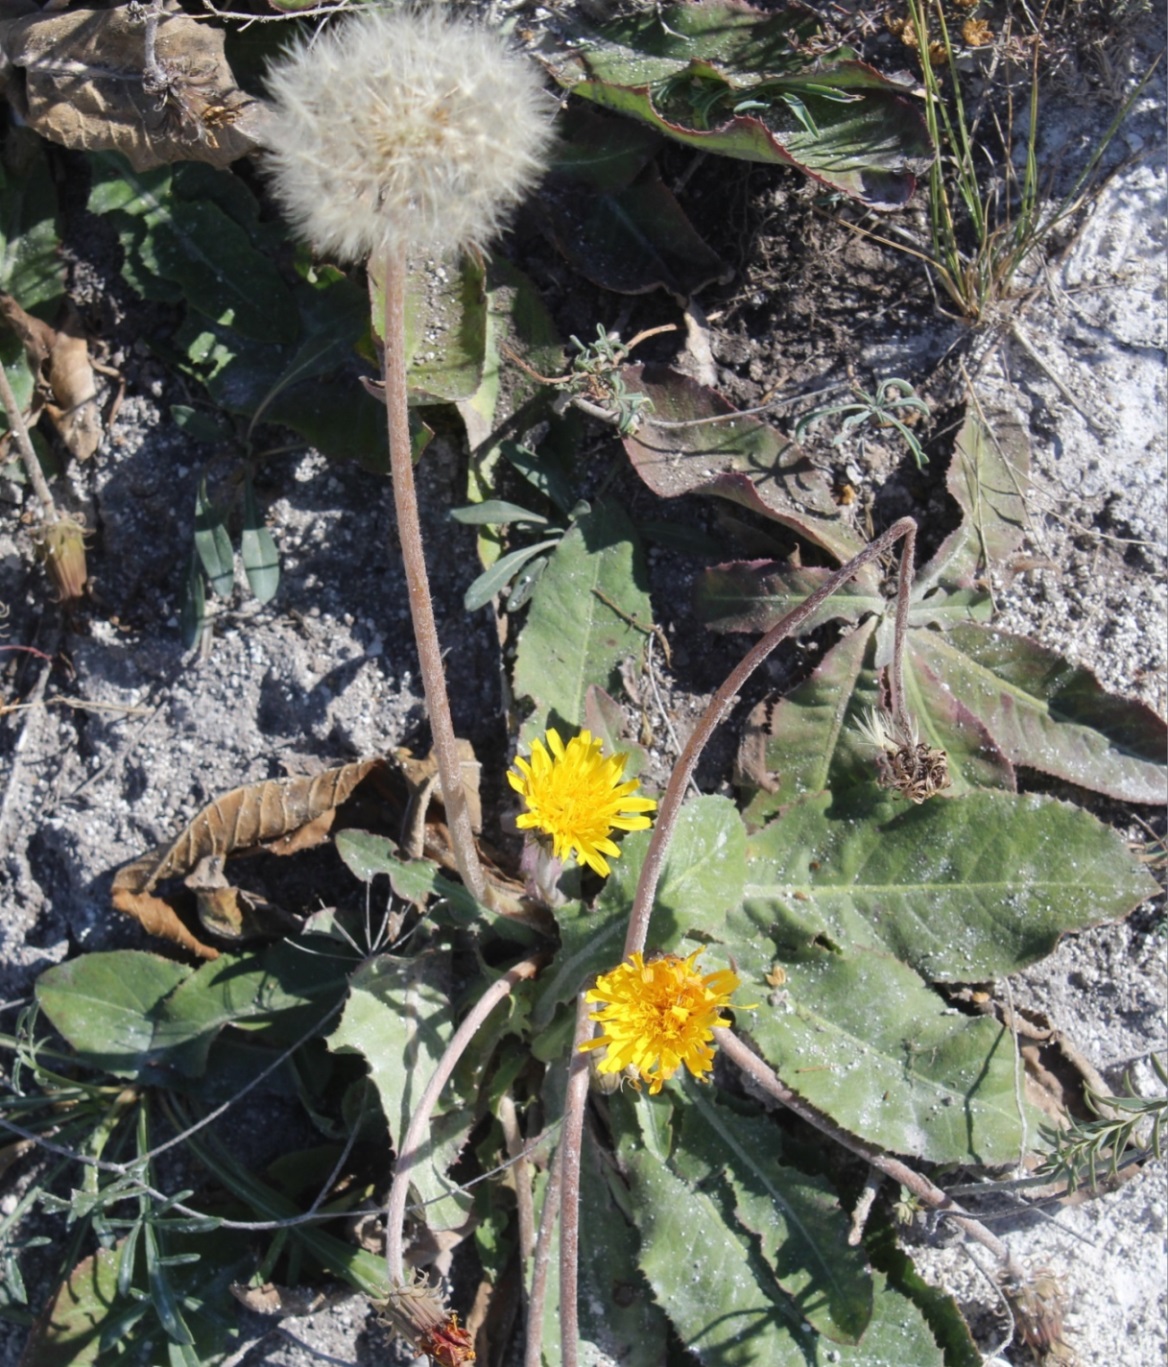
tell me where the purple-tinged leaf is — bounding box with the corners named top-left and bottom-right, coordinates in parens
top-left (910, 623), bottom-right (1167, 804)
top-left (916, 407), bottom-right (1030, 596)
top-left (620, 364), bottom-right (866, 563)
top-left (546, 2), bottom-right (932, 207)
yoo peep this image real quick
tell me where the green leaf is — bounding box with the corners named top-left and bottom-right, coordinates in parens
top-left (27, 1229), bottom-right (248, 1366)
top-left (512, 501), bottom-right (653, 743)
top-left (736, 621), bottom-right (1014, 827)
top-left (0, 138), bottom-right (64, 312)
top-left (463, 538), bottom-right (561, 613)
top-left (536, 1134), bottom-right (667, 1367)
top-left (241, 476), bottom-right (279, 604)
top-left (35, 952), bottom-right (191, 1078)
top-left (913, 408), bottom-right (1030, 597)
top-left (369, 252), bottom-right (488, 404)
top-left (193, 479), bottom-right (234, 598)
top-left (619, 1118), bottom-right (943, 1364)
top-left (737, 942), bottom-right (1026, 1163)
top-left (88, 153), bottom-right (297, 343)
top-left (544, 163), bottom-right (730, 299)
top-left (599, 794), bottom-right (746, 942)
top-left (35, 945), bottom-right (349, 1082)
top-left (179, 555), bottom-right (209, 654)
top-left (909, 624), bottom-right (1168, 805)
top-left (743, 789), bottom-right (1158, 982)
top-left (334, 830), bottom-right (539, 944)
top-left (679, 1095), bottom-right (873, 1344)
top-left (328, 952), bottom-right (474, 1232)
top-left (532, 796), bottom-right (746, 1027)
top-left (547, 5), bottom-right (932, 208)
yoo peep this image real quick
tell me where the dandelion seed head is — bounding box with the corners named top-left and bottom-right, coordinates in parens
top-left (263, 9), bottom-right (553, 262)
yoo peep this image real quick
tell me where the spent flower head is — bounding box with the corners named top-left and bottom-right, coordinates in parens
top-left (263, 8), bottom-right (553, 263)
top-left (507, 728), bottom-right (656, 877)
top-left (580, 951), bottom-right (742, 1094)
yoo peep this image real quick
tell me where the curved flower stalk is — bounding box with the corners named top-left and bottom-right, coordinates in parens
top-left (264, 9), bottom-right (554, 907)
top-left (508, 728), bottom-right (656, 878)
top-left (622, 515), bottom-right (919, 961)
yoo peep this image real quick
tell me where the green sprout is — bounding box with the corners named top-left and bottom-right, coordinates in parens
top-left (794, 377), bottom-right (931, 468)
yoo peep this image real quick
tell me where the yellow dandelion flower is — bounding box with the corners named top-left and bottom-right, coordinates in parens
top-left (580, 951), bottom-right (741, 1094)
top-left (507, 729), bottom-right (656, 877)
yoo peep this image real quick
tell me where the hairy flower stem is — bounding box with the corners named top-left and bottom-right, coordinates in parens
top-left (557, 994), bottom-right (594, 1367)
top-left (525, 1140), bottom-right (564, 1367)
top-left (716, 1029), bottom-right (1024, 1278)
top-left (624, 517), bottom-right (917, 960)
top-left (384, 953), bottom-right (540, 1284)
top-left (380, 250), bottom-right (487, 906)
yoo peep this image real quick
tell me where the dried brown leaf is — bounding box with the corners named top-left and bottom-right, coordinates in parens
top-left (0, 3), bottom-right (266, 170)
top-left (111, 758), bottom-right (385, 957)
top-left (0, 295), bottom-right (101, 460)
top-left (44, 305), bottom-right (100, 460)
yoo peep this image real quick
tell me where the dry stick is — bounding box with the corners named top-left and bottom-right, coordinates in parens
top-left (717, 1030), bottom-right (1024, 1276)
top-left (557, 994), bottom-right (595, 1367)
top-left (380, 251), bottom-right (486, 906)
top-left (383, 954), bottom-right (541, 1285)
top-left (0, 364), bottom-right (57, 523)
top-left (623, 516), bottom-right (918, 961)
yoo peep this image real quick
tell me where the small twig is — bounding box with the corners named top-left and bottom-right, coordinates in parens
top-left (1008, 321), bottom-right (1113, 436)
top-left (383, 955), bottom-right (541, 1285)
top-left (623, 518), bottom-right (917, 960)
top-left (717, 1029), bottom-right (1024, 1277)
top-left (0, 360), bottom-right (56, 522)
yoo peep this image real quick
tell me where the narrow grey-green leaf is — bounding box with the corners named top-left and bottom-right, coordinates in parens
top-left (512, 501), bottom-right (652, 743)
top-left (743, 790), bottom-right (1157, 982)
top-left (915, 407), bottom-right (1030, 596)
top-left (463, 538), bottom-right (560, 613)
top-left (680, 1094), bottom-right (873, 1343)
top-left (193, 479), bottom-right (234, 598)
top-left (241, 476), bottom-right (279, 604)
top-left (910, 623), bottom-right (1167, 804)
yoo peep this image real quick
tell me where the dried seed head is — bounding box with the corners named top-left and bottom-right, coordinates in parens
top-left (40, 516), bottom-right (88, 601)
top-left (262, 9), bottom-right (553, 263)
top-left (376, 1276), bottom-right (475, 1365)
top-left (855, 708), bottom-right (950, 804)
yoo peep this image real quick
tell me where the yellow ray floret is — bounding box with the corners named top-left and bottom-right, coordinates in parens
top-left (507, 728), bottom-right (656, 877)
top-left (580, 951), bottom-right (741, 1094)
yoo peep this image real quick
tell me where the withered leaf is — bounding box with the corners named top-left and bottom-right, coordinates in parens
top-left (44, 304), bottom-right (100, 460)
top-left (0, 3), bottom-right (267, 171)
top-left (0, 294), bottom-right (101, 460)
top-left (112, 758), bottom-right (385, 958)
